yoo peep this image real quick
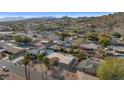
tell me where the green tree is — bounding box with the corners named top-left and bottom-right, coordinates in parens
top-left (73, 49), bottom-right (80, 55)
top-left (60, 32), bottom-right (69, 41)
top-left (23, 54), bottom-right (31, 80)
top-left (76, 53), bottom-right (87, 61)
top-left (99, 37), bottom-right (111, 47)
top-left (97, 58), bottom-right (124, 80)
top-left (23, 36), bottom-right (32, 43)
top-left (112, 32), bottom-right (121, 38)
top-left (87, 32), bottom-right (98, 41)
top-left (14, 35), bottom-right (32, 44)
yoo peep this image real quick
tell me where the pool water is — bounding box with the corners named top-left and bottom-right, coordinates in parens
top-left (45, 49), bottom-right (53, 55)
top-left (112, 54), bottom-right (124, 59)
top-left (116, 54), bottom-right (124, 58)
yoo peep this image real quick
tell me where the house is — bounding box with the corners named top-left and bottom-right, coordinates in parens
top-left (35, 39), bottom-right (54, 48)
top-left (40, 39), bottom-right (49, 44)
top-left (0, 40), bottom-right (13, 49)
top-left (16, 32), bottom-right (33, 38)
top-left (35, 42), bottom-right (45, 48)
top-left (108, 45), bottom-right (124, 54)
top-left (63, 40), bottom-right (72, 48)
top-left (0, 26), bottom-right (12, 31)
top-left (47, 52), bottom-right (77, 69)
top-left (80, 43), bottom-right (100, 51)
top-left (0, 32), bottom-right (13, 40)
top-left (6, 47), bottom-right (25, 60)
top-left (52, 40), bottom-right (62, 44)
top-left (77, 59), bottom-right (101, 75)
top-left (49, 44), bottom-right (62, 51)
top-left (27, 46), bottom-right (46, 57)
top-left (0, 47), bottom-right (6, 53)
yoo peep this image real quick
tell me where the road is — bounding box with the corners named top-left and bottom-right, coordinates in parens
top-left (0, 60), bottom-right (52, 80)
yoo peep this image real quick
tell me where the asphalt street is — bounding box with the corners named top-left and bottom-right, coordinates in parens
top-left (0, 60), bottom-right (44, 80)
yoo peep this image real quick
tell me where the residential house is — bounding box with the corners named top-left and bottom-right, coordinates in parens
top-left (0, 47), bottom-right (6, 53)
top-left (6, 47), bottom-right (25, 60)
top-left (0, 31), bottom-right (13, 40)
top-left (35, 41), bottom-right (45, 48)
top-left (0, 40), bottom-right (13, 49)
top-left (27, 46), bottom-right (46, 58)
top-left (49, 44), bottom-right (62, 51)
top-left (80, 43), bottom-right (100, 51)
top-left (77, 59), bottom-right (101, 75)
top-left (108, 45), bottom-right (124, 54)
top-left (47, 52), bottom-right (77, 69)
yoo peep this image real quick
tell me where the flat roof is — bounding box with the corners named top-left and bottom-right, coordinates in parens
top-left (77, 59), bottom-right (100, 69)
top-left (7, 47), bottom-right (23, 54)
top-left (28, 49), bottom-right (45, 55)
top-left (47, 52), bottom-right (74, 64)
top-left (110, 46), bottom-right (124, 51)
top-left (80, 43), bottom-right (100, 49)
top-left (0, 31), bottom-right (13, 35)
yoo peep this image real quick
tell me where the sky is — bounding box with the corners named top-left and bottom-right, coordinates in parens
top-left (0, 12), bottom-right (113, 18)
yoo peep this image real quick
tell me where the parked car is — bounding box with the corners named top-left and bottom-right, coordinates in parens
top-left (2, 66), bottom-right (9, 72)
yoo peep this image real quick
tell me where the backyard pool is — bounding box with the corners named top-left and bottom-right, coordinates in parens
top-left (45, 49), bottom-right (54, 55)
top-left (112, 54), bottom-right (124, 59)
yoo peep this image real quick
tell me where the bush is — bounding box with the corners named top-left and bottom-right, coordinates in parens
top-left (99, 37), bottom-right (111, 47)
top-left (112, 32), bottom-right (121, 38)
top-left (87, 32), bottom-right (99, 41)
top-left (14, 35), bottom-right (32, 44)
top-left (97, 58), bottom-right (124, 80)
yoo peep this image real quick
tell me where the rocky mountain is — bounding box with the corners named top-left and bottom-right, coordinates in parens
top-left (0, 12), bottom-right (124, 35)
top-left (0, 17), bottom-right (26, 22)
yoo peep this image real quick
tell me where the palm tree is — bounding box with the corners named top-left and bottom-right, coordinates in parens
top-left (37, 54), bottom-right (52, 80)
top-left (43, 57), bottom-right (52, 80)
top-left (23, 54), bottom-right (31, 80)
top-left (37, 54), bottom-right (45, 80)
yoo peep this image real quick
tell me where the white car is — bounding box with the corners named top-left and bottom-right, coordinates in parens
top-left (2, 66), bottom-right (9, 72)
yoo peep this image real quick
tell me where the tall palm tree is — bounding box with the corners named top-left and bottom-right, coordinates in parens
top-left (37, 54), bottom-right (52, 80)
top-left (43, 57), bottom-right (52, 80)
top-left (37, 54), bottom-right (44, 80)
top-left (23, 54), bottom-right (31, 80)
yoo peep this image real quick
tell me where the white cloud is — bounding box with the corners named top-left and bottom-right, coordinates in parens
top-left (0, 0), bottom-right (124, 12)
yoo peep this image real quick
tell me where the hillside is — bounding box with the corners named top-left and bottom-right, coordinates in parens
top-left (0, 13), bottom-right (124, 35)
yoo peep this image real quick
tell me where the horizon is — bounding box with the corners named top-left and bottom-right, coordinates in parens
top-left (0, 12), bottom-right (113, 18)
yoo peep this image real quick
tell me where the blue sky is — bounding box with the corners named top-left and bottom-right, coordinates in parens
top-left (0, 12), bottom-right (113, 18)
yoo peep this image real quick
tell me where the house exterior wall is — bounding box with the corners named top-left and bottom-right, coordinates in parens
top-left (57, 57), bottom-right (77, 70)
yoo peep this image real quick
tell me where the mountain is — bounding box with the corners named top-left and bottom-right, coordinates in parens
top-left (0, 17), bottom-right (26, 22)
top-left (1, 13), bottom-right (124, 35)
top-left (40, 16), bottom-right (57, 19)
top-left (0, 16), bottom-right (57, 22)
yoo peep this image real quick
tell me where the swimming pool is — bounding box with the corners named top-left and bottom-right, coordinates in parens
top-left (112, 54), bottom-right (124, 59)
top-left (45, 49), bottom-right (53, 55)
